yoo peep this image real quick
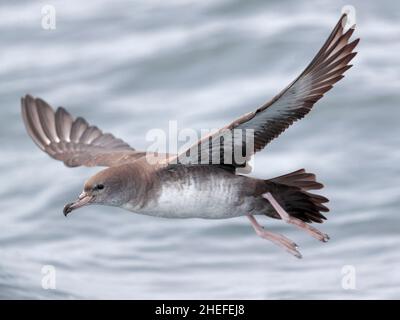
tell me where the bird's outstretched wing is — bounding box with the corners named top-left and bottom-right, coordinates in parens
top-left (171, 14), bottom-right (359, 171)
top-left (21, 94), bottom-right (147, 167)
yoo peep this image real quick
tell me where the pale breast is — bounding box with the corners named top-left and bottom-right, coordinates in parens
top-left (128, 165), bottom-right (255, 219)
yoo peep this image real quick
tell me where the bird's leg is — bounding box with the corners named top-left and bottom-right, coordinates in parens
top-left (247, 214), bottom-right (302, 259)
top-left (262, 192), bottom-right (329, 242)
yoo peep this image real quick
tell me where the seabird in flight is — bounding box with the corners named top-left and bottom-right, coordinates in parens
top-left (21, 14), bottom-right (358, 258)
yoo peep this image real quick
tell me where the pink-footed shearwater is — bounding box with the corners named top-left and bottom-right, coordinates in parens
top-left (21, 14), bottom-right (358, 258)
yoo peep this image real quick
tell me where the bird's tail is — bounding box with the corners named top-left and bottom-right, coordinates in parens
top-left (266, 169), bottom-right (329, 223)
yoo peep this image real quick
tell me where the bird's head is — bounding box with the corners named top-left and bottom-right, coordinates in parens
top-left (63, 167), bottom-right (131, 216)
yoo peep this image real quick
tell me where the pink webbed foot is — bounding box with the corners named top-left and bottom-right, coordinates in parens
top-left (262, 192), bottom-right (330, 242)
top-left (247, 215), bottom-right (302, 259)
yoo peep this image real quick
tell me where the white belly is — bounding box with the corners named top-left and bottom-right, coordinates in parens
top-left (123, 175), bottom-right (253, 219)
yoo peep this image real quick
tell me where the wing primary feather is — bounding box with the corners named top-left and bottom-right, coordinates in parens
top-left (55, 107), bottom-right (73, 142)
top-left (22, 95), bottom-right (51, 147)
top-left (70, 117), bottom-right (89, 143)
top-left (21, 94), bottom-right (147, 167)
top-left (172, 13), bottom-right (359, 169)
top-left (35, 98), bottom-right (60, 143)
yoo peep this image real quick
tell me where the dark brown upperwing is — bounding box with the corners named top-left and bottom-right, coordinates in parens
top-left (172, 14), bottom-right (359, 171)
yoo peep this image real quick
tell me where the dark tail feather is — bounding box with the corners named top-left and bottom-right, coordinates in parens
top-left (267, 169), bottom-right (330, 224)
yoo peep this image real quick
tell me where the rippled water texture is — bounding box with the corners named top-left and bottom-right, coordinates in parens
top-left (1, 0), bottom-right (399, 299)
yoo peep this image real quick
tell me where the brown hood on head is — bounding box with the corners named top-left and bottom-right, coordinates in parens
top-left (63, 161), bottom-right (156, 216)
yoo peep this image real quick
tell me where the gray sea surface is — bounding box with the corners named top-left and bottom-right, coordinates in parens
top-left (0, 0), bottom-right (399, 299)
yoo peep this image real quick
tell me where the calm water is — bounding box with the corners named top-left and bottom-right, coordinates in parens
top-left (1, 0), bottom-right (399, 299)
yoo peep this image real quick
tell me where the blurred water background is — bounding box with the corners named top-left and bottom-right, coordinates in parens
top-left (0, 0), bottom-right (399, 299)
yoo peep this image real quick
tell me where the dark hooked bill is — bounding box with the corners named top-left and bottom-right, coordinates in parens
top-left (63, 194), bottom-right (93, 216)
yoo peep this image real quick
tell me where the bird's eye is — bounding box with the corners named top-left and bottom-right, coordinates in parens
top-left (95, 184), bottom-right (104, 190)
